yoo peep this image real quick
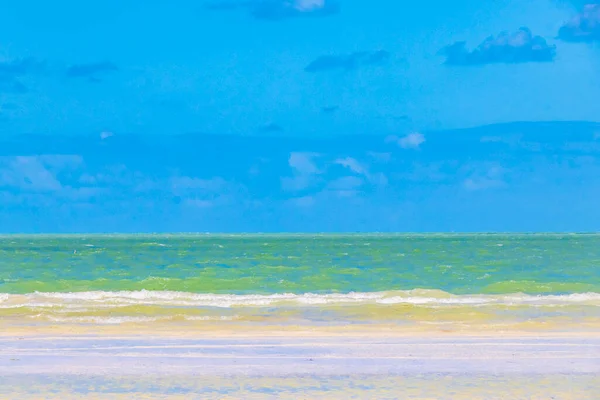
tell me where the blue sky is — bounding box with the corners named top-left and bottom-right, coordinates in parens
top-left (1, 0), bottom-right (600, 232)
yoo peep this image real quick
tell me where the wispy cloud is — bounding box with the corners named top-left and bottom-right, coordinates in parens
top-left (206, 0), bottom-right (340, 21)
top-left (558, 4), bottom-right (600, 42)
top-left (304, 50), bottom-right (390, 72)
top-left (440, 27), bottom-right (556, 65)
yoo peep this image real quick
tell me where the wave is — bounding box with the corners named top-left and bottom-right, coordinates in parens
top-left (1, 289), bottom-right (600, 310)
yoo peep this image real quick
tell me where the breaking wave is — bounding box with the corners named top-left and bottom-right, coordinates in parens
top-left (1, 289), bottom-right (599, 309)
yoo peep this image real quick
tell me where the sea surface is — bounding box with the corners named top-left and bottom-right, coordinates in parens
top-left (1, 233), bottom-right (599, 333)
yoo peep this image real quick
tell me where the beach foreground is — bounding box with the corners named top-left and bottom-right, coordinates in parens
top-left (1, 333), bottom-right (599, 399)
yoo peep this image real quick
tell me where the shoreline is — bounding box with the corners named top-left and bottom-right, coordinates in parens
top-left (2, 323), bottom-right (599, 339)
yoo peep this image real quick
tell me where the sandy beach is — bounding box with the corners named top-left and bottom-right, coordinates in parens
top-left (2, 235), bottom-right (599, 398)
top-left (1, 333), bottom-right (599, 399)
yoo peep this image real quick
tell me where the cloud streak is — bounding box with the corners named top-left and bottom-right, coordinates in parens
top-left (304, 50), bottom-right (390, 72)
top-left (440, 27), bottom-right (556, 65)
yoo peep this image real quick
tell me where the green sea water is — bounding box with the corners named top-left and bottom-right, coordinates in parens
top-left (1, 233), bottom-right (599, 330)
top-left (1, 233), bottom-right (599, 294)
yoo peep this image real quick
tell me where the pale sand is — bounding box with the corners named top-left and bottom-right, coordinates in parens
top-left (1, 334), bottom-right (599, 399)
top-left (2, 319), bottom-right (600, 338)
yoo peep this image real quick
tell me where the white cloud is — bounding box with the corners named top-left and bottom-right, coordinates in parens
top-left (0, 155), bottom-right (249, 211)
top-left (398, 132), bottom-right (425, 149)
top-left (334, 156), bottom-right (388, 187)
top-left (334, 157), bottom-right (368, 175)
top-left (0, 158), bottom-right (61, 191)
top-left (0, 155), bottom-right (83, 192)
top-left (289, 152), bottom-right (319, 174)
top-left (282, 152), bottom-right (321, 192)
top-left (100, 131), bottom-right (114, 140)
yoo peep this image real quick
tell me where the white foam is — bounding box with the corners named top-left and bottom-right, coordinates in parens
top-left (376, 296), bottom-right (491, 305)
top-left (35, 314), bottom-right (241, 324)
top-left (0, 290), bottom-right (598, 310)
top-left (184, 315), bottom-right (240, 321)
top-left (44, 316), bottom-right (163, 324)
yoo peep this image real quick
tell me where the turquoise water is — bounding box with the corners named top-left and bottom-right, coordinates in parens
top-left (1, 233), bottom-right (599, 294)
top-left (1, 233), bottom-right (599, 329)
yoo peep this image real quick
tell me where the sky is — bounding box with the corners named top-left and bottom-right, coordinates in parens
top-left (1, 0), bottom-right (600, 232)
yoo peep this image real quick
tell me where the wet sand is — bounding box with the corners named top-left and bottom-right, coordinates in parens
top-left (1, 334), bottom-right (599, 399)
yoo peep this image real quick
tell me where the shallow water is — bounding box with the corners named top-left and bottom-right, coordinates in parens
top-left (3, 374), bottom-right (599, 400)
top-left (1, 233), bottom-right (599, 332)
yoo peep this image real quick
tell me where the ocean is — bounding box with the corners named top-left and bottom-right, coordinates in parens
top-left (1, 233), bottom-right (599, 334)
